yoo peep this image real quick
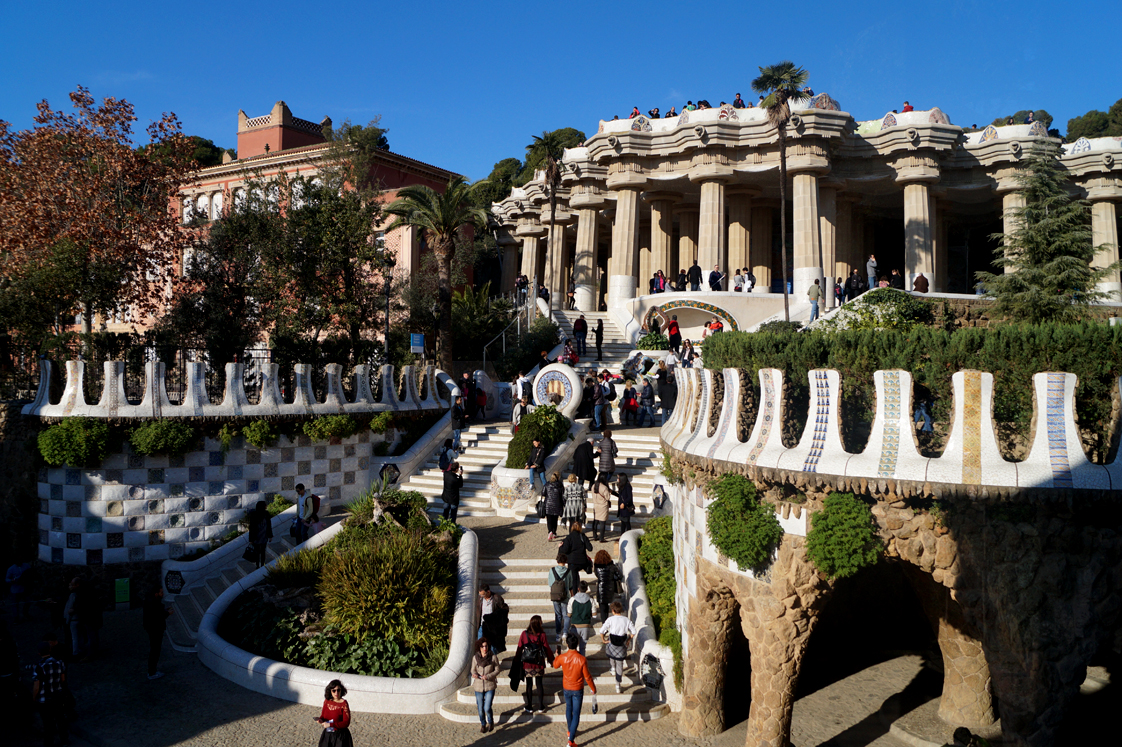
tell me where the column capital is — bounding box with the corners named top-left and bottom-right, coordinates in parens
top-left (642, 190), bottom-right (683, 205)
top-left (726, 186), bottom-right (762, 198)
top-left (605, 174), bottom-right (648, 191)
top-left (1087, 187), bottom-right (1122, 201)
top-left (515, 222), bottom-right (546, 238)
top-left (569, 193), bottom-right (607, 209)
top-left (687, 167), bottom-right (735, 184)
top-left (673, 203), bottom-right (700, 215)
top-left (539, 210), bottom-right (575, 226)
top-left (892, 153), bottom-right (941, 184)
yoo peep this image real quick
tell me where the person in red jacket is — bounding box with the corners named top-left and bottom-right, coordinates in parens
top-left (315, 679), bottom-right (352, 746)
top-left (554, 631), bottom-right (597, 747)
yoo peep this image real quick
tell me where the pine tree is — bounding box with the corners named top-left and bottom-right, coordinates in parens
top-left (977, 142), bottom-right (1119, 324)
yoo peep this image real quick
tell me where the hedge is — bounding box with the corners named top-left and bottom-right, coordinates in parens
top-left (702, 322), bottom-right (1122, 460)
top-left (38, 417), bottom-right (111, 467)
top-left (505, 405), bottom-right (571, 469)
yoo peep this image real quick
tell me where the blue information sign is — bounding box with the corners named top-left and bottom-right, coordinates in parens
top-left (410, 333), bottom-right (425, 354)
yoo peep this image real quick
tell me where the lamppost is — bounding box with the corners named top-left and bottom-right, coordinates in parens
top-left (381, 246), bottom-right (394, 359)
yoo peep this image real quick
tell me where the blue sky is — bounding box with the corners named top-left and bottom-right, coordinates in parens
top-left (1, 0), bottom-right (1118, 182)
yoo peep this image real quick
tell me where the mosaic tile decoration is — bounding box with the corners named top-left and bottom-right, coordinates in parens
top-left (881, 113), bottom-right (898, 130)
top-left (643, 301), bottom-right (740, 333)
top-left (707, 369), bottom-right (738, 459)
top-left (717, 105), bottom-right (739, 121)
top-left (1068, 137), bottom-right (1091, 154)
top-left (1028, 121), bottom-right (1048, 138)
top-left (1045, 373), bottom-right (1074, 488)
top-left (876, 371), bottom-right (902, 478)
top-left (534, 369), bottom-right (574, 409)
top-left (630, 115), bottom-right (653, 132)
top-left (961, 371), bottom-right (983, 485)
top-left (747, 370), bottom-right (776, 465)
top-left (681, 370), bottom-right (711, 453)
top-left (979, 125), bottom-right (999, 143)
top-left (802, 371), bottom-right (831, 473)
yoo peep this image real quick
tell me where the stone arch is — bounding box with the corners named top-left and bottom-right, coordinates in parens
top-left (679, 580), bottom-right (746, 736)
top-left (643, 299), bottom-right (740, 336)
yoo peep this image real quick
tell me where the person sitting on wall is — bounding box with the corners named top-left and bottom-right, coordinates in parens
top-left (902, 101), bottom-right (914, 112)
top-left (913, 273), bottom-right (930, 293)
top-left (732, 93), bottom-right (746, 109)
top-left (684, 101), bottom-right (696, 112)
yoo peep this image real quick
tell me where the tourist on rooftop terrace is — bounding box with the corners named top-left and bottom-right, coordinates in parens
top-left (1025, 112), bottom-right (1034, 124)
top-left (675, 268), bottom-right (687, 291)
top-left (648, 107), bottom-right (659, 118)
top-left (666, 106), bottom-right (677, 117)
top-left (630, 106), bottom-right (640, 118)
top-left (902, 101), bottom-right (914, 112)
top-left (733, 93), bottom-right (746, 108)
top-left (684, 101), bottom-right (696, 111)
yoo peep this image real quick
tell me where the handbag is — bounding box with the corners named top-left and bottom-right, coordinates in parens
top-left (242, 544), bottom-right (256, 562)
top-left (536, 497), bottom-right (545, 519)
top-left (641, 653), bottom-right (665, 690)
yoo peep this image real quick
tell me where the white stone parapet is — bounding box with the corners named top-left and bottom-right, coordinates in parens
top-left (662, 368), bottom-right (1121, 491)
top-left (22, 360), bottom-right (452, 419)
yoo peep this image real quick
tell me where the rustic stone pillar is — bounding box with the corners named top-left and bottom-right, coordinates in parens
top-left (676, 206), bottom-right (700, 272)
top-left (571, 199), bottom-right (603, 312)
top-left (679, 583), bottom-right (739, 736)
top-left (608, 186), bottom-right (642, 307)
top-left (1001, 190), bottom-right (1026, 275)
top-left (697, 179), bottom-right (728, 278)
top-left (646, 192), bottom-right (679, 283)
top-left (751, 205), bottom-right (773, 290)
top-left (1091, 199), bottom-right (1121, 300)
top-left (792, 172), bottom-right (822, 294)
top-left (904, 182), bottom-right (936, 290)
top-left (818, 185), bottom-right (837, 304)
top-left (727, 189), bottom-right (756, 276)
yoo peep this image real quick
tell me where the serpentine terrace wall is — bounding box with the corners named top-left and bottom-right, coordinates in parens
top-left (24, 360), bottom-right (455, 566)
top-left (661, 366), bottom-right (1122, 747)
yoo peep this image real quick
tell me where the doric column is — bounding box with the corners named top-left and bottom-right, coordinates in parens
top-left (645, 192), bottom-right (679, 284)
top-left (835, 196), bottom-right (853, 283)
top-left (697, 179), bottom-right (728, 278)
top-left (791, 172), bottom-right (822, 294)
top-left (676, 206), bottom-right (699, 272)
top-left (904, 182), bottom-right (936, 290)
top-left (516, 221), bottom-right (546, 290)
top-left (500, 239), bottom-right (519, 293)
top-left (1091, 200), bottom-right (1121, 300)
top-left (608, 187), bottom-right (642, 306)
top-left (1001, 190), bottom-right (1027, 275)
top-left (750, 206), bottom-right (773, 290)
top-left (543, 215), bottom-right (573, 307)
top-left (727, 189), bottom-right (756, 276)
top-left (818, 185), bottom-right (838, 302)
top-left (638, 230), bottom-right (652, 296)
top-left (570, 194), bottom-right (604, 312)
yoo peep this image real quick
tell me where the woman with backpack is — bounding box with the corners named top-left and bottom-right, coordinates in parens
top-left (558, 521), bottom-right (593, 575)
top-left (547, 554), bottom-right (577, 646)
top-left (514, 615), bottom-right (553, 714)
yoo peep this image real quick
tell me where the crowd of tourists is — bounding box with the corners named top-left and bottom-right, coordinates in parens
top-left (614, 88), bottom-right (817, 121)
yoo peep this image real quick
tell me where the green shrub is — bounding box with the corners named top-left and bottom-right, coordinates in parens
top-left (638, 516), bottom-right (675, 636)
top-left (805, 492), bottom-right (883, 580)
top-left (369, 411), bottom-right (394, 434)
top-left (303, 414), bottom-right (358, 442)
top-left (660, 452), bottom-right (681, 484)
top-left (242, 419), bottom-right (278, 449)
top-left (504, 405), bottom-right (571, 469)
top-left (755, 320), bottom-right (803, 335)
top-left (125, 420), bottom-right (196, 457)
top-left (373, 441), bottom-right (390, 457)
top-left (268, 546), bottom-right (330, 589)
top-left (393, 412), bottom-right (444, 454)
top-left (318, 530), bottom-right (457, 649)
top-left (637, 332), bottom-right (669, 350)
top-left (818, 288), bottom-right (935, 331)
top-left (706, 474), bottom-right (783, 571)
top-left (266, 494), bottom-right (293, 517)
top-left (659, 626), bottom-right (684, 690)
top-left (301, 627), bottom-right (427, 677)
top-left (38, 417), bottom-right (111, 467)
top-left (218, 591), bottom-right (305, 663)
top-left (217, 423), bottom-right (239, 453)
top-left (344, 487), bottom-right (430, 532)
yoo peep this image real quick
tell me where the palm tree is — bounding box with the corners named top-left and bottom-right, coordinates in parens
top-left (752, 61), bottom-right (811, 322)
top-left (525, 131), bottom-right (568, 319)
top-left (384, 176), bottom-right (489, 372)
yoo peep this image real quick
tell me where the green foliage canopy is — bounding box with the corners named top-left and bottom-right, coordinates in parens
top-left (1065, 97), bottom-right (1122, 142)
top-left (129, 420), bottom-right (196, 456)
top-left (38, 417), bottom-right (110, 467)
top-left (505, 404), bottom-right (571, 469)
top-left (706, 474), bottom-right (783, 571)
top-left (805, 492), bottom-right (883, 579)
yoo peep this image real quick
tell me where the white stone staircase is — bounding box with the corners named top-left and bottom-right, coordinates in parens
top-left (437, 556), bottom-right (670, 724)
top-left (399, 423), bottom-right (514, 519)
top-left (551, 309), bottom-right (634, 370)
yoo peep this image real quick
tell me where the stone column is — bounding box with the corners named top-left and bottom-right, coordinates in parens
top-left (727, 189), bottom-right (756, 276)
top-left (543, 218), bottom-right (572, 308)
top-left (646, 193), bottom-right (679, 283)
top-left (750, 206), bottom-right (773, 290)
top-left (608, 187), bottom-right (642, 307)
top-left (935, 202), bottom-right (949, 293)
top-left (697, 179), bottom-right (728, 279)
top-left (904, 182), bottom-right (936, 290)
top-left (1091, 200), bottom-right (1121, 300)
top-left (518, 232), bottom-right (543, 289)
top-left (792, 172), bottom-right (822, 294)
top-left (500, 240), bottom-right (519, 293)
top-left (818, 185), bottom-right (837, 304)
top-left (1001, 190), bottom-right (1027, 274)
top-left (835, 197), bottom-right (853, 283)
top-left (571, 200), bottom-right (603, 312)
top-left (676, 206), bottom-right (699, 271)
top-left (638, 230), bottom-right (652, 296)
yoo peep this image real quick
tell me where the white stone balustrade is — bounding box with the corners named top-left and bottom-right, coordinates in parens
top-left (22, 359), bottom-right (451, 419)
top-left (663, 367), bottom-right (1122, 491)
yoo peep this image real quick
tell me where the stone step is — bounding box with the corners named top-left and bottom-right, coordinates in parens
top-left (454, 684), bottom-right (651, 706)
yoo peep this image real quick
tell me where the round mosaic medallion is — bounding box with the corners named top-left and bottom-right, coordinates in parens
top-left (532, 364), bottom-right (582, 419)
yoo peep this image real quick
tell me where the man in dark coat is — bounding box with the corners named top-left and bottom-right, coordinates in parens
top-left (526, 438), bottom-right (547, 490)
top-left (844, 269), bottom-right (864, 302)
top-left (442, 461), bottom-right (464, 523)
top-left (572, 315), bottom-right (588, 356)
top-left (675, 269), bottom-right (687, 291)
top-left (572, 438), bottom-right (597, 490)
top-left (660, 372), bottom-right (678, 422)
top-left (477, 584), bottom-right (509, 652)
top-left (460, 373), bottom-right (477, 420)
top-left (688, 261), bottom-right (703, 291)
top-left (450, 396), bottom-right (466, 452)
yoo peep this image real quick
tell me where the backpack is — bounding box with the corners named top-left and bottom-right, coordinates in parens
top-left (606, 383), bottom-right (617, 402)
top-left (549, 567), bottom-right (571, 602)
top-left (438, 448), bottom-right (453, 472)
